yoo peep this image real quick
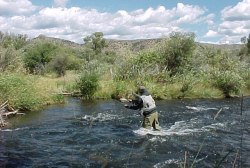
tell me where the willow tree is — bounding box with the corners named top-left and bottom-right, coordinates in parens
top-left (159, 32), bottom-right (196, 76)
top-left (83, 32), bottom-right (107, 55)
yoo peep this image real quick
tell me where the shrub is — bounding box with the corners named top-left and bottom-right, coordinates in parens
top-left (0, 32), bottom-right (28, 50)
top-left (114, 59), bottom-right (137, 81)
top-left (0, 73), bottom-right (42, 110)
top-left (114, 51), bottom-right (161, 81)
top-left (0, 48), bottom-right (17, 72)
top-left (50, 54), bottom-right (69, 77)
top-left (102, 51), bottom-right (117, 64)
top-left (23, 41), bottom-right (57, 74)
top-left (77, 73), bottom-right (99, 99)
top-left (158, 32), bottom-right (196, 76)
top-left (212, 71), bottom-right (244, 98)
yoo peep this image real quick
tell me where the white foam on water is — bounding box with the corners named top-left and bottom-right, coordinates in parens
top-left (133, 125), bottom-right (204, 137)
top-left (80, 112), bottom-right (228, 137)
top-left (186, 106), bottom-right (218, 111)
top-left (133, 119), bottom-right (227, 137)
top-left (153, 159), bottom-right (180, 168)
top-left (202, 122), bottom-right (227, 130)
top-left (133, 127), bottom-right (167, 136)
top-left (96, 113), bottom-right (120, 121)
top-left (0, 127), bottom-right (29, 132)
top-left (81, 113), bottom-right (124, 122)
top-left (149, 136), bottom-right (167, 143)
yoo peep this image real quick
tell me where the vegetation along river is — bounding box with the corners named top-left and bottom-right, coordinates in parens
top-left (0, 97), bottom-right (249, 168)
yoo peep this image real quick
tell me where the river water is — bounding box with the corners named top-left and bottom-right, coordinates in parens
top-left (0, 97), bottom-right (249, 168)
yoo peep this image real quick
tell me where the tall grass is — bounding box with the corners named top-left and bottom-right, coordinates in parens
top-left (0, 72), bottom-right (81, 111)
top-left (0, 73), bottom-right (43, 110)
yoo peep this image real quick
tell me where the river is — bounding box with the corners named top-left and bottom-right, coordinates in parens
top-left (0, 97), bottom-right (249, 168)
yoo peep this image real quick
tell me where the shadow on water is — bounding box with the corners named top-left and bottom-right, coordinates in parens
top-left (0, 97), bottom-right (249, 168)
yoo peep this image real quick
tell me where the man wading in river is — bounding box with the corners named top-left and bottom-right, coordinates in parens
top-left (124, 86), bottom-right (161, 131)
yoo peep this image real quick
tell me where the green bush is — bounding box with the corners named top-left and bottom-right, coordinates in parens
top-left (159, 32), bottom-right (196, 76)
top-left (0, 32), bottom-right (28, 50)
top-left (0, 73), bottom-right (42, 110)
top-left (50, 54), bottom-right (69, 77)
top-left (77, 73), bottom-right (99, 99)
top-left (0, 47), bottom-right (17, 72)
top-left (23, 41), bottom-right (57, 74)
top-left (212, 71), bottom-right (244, 98)
top-left (134, 51), bottom-right (161, 66)
top-left (114, 60), bottom-right (137, 80)
top-left (102, 51), bottom-right (117, 64)
top-left (114, 51), bottom-right (161, 81)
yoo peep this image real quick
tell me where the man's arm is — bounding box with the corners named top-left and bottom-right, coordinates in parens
top-left (124, 97), bottom-right (143, 110)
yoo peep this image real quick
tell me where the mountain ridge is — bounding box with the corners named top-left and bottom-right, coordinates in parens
top-left (32, 34), bottom-right (243, 53)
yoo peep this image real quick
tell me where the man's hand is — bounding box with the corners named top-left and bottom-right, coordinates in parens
top-left (120, 98), bottom-right (129, 103)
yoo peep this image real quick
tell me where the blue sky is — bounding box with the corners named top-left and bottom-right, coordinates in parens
top-left (0, 0), bottom-right (249, 44)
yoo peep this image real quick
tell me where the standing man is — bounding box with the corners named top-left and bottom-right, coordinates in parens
top-left (124, 86), bottom-right (160, 130)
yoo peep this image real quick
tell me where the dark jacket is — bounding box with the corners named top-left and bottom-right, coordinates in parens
top-left (125, 89), bottom-right (156, 116)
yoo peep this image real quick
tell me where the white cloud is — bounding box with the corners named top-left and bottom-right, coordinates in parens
top-left (175, 3), bottom-right (205, 24)
top-left (0, 0), bottom-right (37, 16)
top-left (217, 0), bottom-right (250, 43)
top-left (218, 35), bottom-right (243, 44)
top-left (219, 21), bottom-right (249, 35)
top-left (199, 40), bottom-right (220, 44)
top-left (205, 30), bottom-right (218, 37)
top-left (221, 0), bottom-right (250, 21)
top-left (205, 14), bottom-right (215, 26)
top-left (0, 1), bottom-right (210, 43)
top-left (53, 0), bottom-right (69, 8)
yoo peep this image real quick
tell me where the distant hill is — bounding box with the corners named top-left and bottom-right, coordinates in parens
top-left (31, 35), bottom-right (243, 54)
top-left (31, 34), bottom-right (83, 48)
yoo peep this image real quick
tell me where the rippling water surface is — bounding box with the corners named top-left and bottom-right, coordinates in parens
top-left (0, 97), bottom-right (249, 168)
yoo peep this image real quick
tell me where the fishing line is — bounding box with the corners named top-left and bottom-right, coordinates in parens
top-left (239, 94), bottom-right (244, 168)
top-left (113, 98), bottom-right (139, 167)
top-left (125, 138), bottom-right (136, 168)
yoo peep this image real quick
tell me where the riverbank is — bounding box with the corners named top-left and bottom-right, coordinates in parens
top-left (1, 70), bottom-right (249, 114)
